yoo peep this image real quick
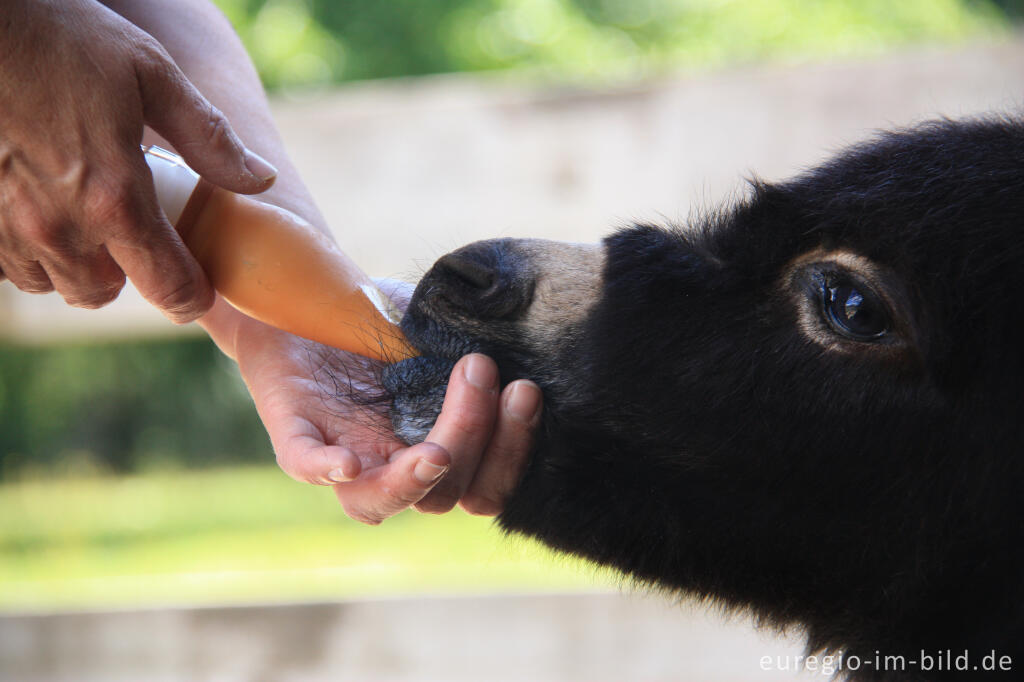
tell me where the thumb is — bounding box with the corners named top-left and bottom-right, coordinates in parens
top-left (134, 42), bottom-right (277, 195)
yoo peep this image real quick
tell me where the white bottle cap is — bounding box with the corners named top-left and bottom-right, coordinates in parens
top-left (142, 145), bottom-right (201, 226)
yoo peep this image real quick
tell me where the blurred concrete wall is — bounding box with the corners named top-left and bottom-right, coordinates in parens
top-left (2, 36), bottom-right (1021, 341)
top-left (0, 591), bottom-right (827, 682)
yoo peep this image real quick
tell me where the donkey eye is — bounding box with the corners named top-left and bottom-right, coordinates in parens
top-left (821, 277), bottom-right (889, 341)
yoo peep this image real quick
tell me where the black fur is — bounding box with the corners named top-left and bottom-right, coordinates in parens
top-left (381, 116), bottom-right (1024, 680)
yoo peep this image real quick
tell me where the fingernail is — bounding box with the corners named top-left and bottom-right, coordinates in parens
top-left (463, 354), bottom-right (498, 390)
top-left (244, 149), bottom-right (278, 183)
top-left (505, 381), bottom-right (541, 422)
top-left (414, 459), bottom-right (449, 485)
top-left (327, 468), bottom-right (352, 483)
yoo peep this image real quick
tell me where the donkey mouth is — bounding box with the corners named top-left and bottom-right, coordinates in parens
top-left (380, 306), bottom-right (467, 444)
top-left (381, 354), bottom-right (452, 445)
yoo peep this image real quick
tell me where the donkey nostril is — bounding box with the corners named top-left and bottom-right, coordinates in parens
top-left (424, 240), bottom-right (533, 320)
top-left (436, 253), bottom-right (495, 290)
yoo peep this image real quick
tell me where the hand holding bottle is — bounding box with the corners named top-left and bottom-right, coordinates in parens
top-left (0, 0), bottom-right (276, 321)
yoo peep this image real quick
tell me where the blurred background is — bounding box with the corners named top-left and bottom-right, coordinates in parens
top-left (1, 1), bottom-right (1023, 680)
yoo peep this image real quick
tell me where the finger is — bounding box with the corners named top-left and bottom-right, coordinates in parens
top-left (134, 40), bottom-right (276, 195)
top-left (460, 380), bottom-right (542, 516)
top-left (5, 210), bottom-right (127, 309)
top-left (333, 442), bottom-right (451, 525)
top-left (257, 391), bottom-right (364, 485)
top-left (0, 195), bottom-right (55, 293)
top-left (276, 436), bottom-right (363, 486)
top-left (102, 166), bottom-right (215, 323)
top-left (415, 354), bottom-right (500, 514)
top-left (0, 255), bottom-right (53, 294)
top-left (41, 246), bottom-right (125, 309)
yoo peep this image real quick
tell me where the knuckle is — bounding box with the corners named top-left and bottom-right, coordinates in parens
top-left (69, 278), bottom-right (126, 310)
top-left (201, 106), bottom-right (237, 153)
top-left (135, 36), bottom-right (176, 78)
top-left (150, 275), bottom-right (209, 322)
top-left (20, 214), bottom-right (69, 254)
top-left (11, 268), bottom-right (53, 293)
top-left (85, 178), bottom-right (138, 232)
top-left (3, 256), bottom-right (53, 292)
top-left (135, 40), bottom-right (192, 113)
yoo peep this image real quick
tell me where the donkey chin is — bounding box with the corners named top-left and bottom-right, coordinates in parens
top-left (379, 115), bottom-right (1024, 680)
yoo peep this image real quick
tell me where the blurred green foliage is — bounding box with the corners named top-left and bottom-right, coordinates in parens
top-left (212, 0), bottom-right (1014, 90)
top-left (990, 0), bottom-right (1024, 18)
top-left (0, 337), bottom-right (268, 480)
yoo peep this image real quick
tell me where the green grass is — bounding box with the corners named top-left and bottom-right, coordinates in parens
top-left (0, 466), bottom-right (615, 612)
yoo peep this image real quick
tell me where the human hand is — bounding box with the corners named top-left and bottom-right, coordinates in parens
top-left (0, 0), bottom-right (276, 321)
top-left (205, 298), bottom-right (542, 525)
